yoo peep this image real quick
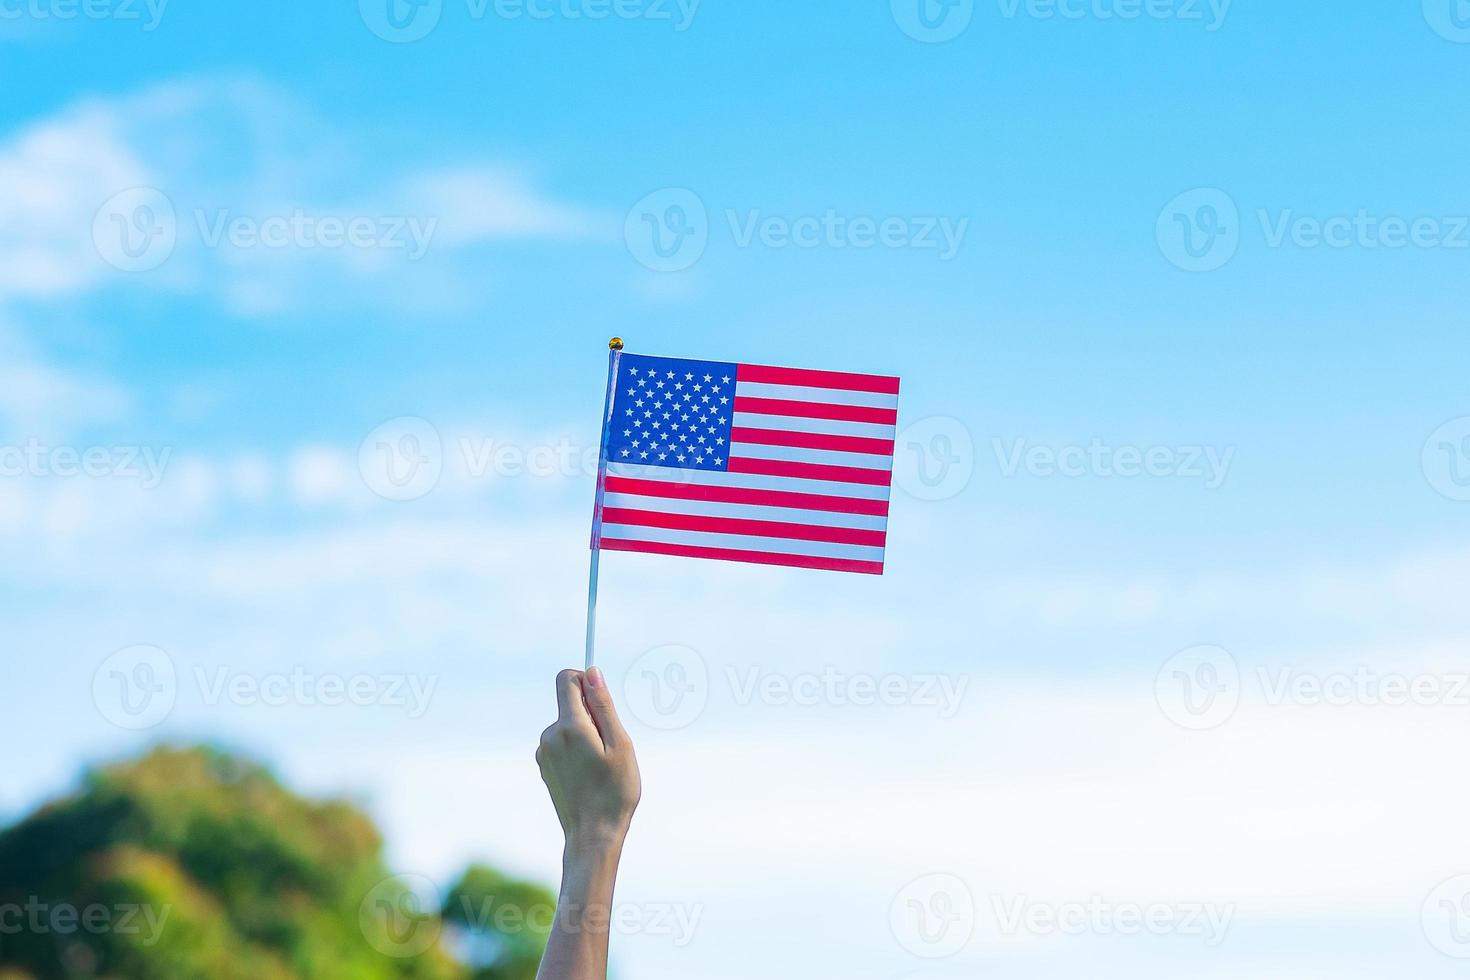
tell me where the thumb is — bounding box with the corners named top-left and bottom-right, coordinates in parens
top-left (582, 667), bottom-right (629, 748)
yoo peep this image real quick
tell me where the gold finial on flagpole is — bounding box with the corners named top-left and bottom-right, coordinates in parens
top-left (608, 337), bottom-right (624, 351)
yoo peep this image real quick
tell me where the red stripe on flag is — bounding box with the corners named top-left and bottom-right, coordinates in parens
top-left (737, 364), bottom-right (900, 395)
top-left (733, 396), bottom-right (898, 425)
top-left (600, 537), bottom-right (885, 575)
top-left (601, 507), bottom-right (887, 547)
top-left (731, 426), bottom-right (895, 457)
top-left (602, 476), bottom-right (890, 517)
top-left (727, 456), bottom-right (895, 487)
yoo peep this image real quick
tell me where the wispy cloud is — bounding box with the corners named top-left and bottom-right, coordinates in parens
top-left (0, 76), bottom-right (606, 316)
top-left (401, 166), bottom-right (606, 245)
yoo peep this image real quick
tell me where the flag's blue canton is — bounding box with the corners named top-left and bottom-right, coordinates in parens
top-left (604, 354), bottom-right (739, 472)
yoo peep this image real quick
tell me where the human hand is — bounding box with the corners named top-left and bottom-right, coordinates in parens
top-left (536, 668), bottom-right (641, 854)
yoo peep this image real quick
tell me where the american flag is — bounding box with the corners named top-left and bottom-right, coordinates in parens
top-left (590, 350), bottom-right (899, 575)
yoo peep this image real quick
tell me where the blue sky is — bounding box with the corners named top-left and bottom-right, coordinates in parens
top-left (2, 2), bottom-right (1470, 978)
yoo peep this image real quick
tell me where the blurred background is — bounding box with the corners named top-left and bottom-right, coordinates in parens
top-left (2, 2), bottom-right (1469, 978)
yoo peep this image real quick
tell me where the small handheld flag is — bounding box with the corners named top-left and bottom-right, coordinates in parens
top-left (582, 340), bottom-right (901, 667)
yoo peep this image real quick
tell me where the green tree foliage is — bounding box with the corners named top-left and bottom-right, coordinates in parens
top-left (441, 866), bottom-right (555, 980)
top-left (0, 746), bottom-right (547, 980)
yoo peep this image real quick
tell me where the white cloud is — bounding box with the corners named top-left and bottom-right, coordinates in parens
top-left (0, 358), bottom-right (132, 437)
top-left (0, 76), bottom-right (606, 315)
top-left (401, 166), bottom-right (606, 245)
top-left (287, 447), bottom-right (359, 508)
top-left (0, 94), bottom-right (154, 298)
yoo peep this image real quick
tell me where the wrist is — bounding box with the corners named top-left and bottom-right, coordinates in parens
top-left (563, 824), bottom-right (629, 865)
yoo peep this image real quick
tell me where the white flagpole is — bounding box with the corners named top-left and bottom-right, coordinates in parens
top-left (585, 337), bottom-right (624, 671)
top-left (584, 547), bottom-right (601, 671)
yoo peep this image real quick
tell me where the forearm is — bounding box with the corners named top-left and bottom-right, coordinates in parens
top-left (536, 834), bottom-right (627, 980)
top-left (534, 668), bottom-right (640, 980)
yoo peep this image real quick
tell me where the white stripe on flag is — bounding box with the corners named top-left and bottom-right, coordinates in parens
top-left (601, 491), bottom-right (889, 531)
top-left (735, 381), bottom-right (899, 410)
top-left (606, 462), bottom-right (892, 500)
top-left (599, 523), bottom-right (886, 562)
top-left (728, 441), bottom-right (896, 470)
top-left (731, 411), bottom-right (896, 440)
